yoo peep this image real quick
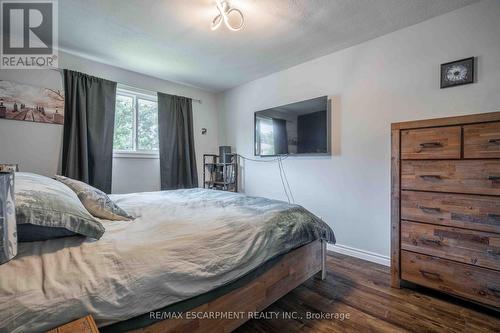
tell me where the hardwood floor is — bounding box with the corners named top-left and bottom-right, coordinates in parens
top-left (236, 252), bottom-right (500, 333)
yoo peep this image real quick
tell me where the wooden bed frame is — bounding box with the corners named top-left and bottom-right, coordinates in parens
top-left (128, 240), bottom-right (327, 333)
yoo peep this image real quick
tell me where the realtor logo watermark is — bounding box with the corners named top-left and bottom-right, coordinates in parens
top-left (1, 0), bottom-right (58, 69)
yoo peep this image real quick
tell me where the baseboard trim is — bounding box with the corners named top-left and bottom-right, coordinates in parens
top-left (327, 243), bottom-right (390, 267)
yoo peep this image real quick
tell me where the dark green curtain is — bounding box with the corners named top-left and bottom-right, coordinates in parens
top-left (157, 92), bottom-right (198, 190)
top-left (273, 118), bottom-right (288, 154)
top-left (62, 70), bottom-right (117, 193)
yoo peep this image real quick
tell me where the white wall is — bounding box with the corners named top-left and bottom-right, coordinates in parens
top-left (218, 0), bottom-right (500, 259)
top-left (0, 51), bottom-right (219, 193)
top-left (112, 157), bottom-right (161, 194)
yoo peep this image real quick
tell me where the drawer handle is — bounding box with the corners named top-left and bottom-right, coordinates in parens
top-left (420, 238), bottom-right (441, 246)
top-left (419, 270), bottom-right (442, 281)
top-left (488, 176), bottom-right (500, 182)
top-left (419, 142), bottom-right (443, 148)
top-left (419, 206), bottom-right (441, 214)
top-left (487, 287), bottom-right (500, 298)
top-left (419, 175), bottom-right (442, 180)
top-left (488, 139), bottom-right (500, 145)
top-left (486, 249), bottom-right (500, 257)
top-left (487, 213), bottom-right (500, 221)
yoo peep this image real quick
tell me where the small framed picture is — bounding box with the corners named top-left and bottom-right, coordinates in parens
top-left (0, 164), bottom-right (18, 173)
top-left (440, 57), bottom-right (475, 89)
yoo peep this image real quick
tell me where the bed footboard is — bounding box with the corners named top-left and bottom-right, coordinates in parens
top-left (321, 240), bottom-right (327, 280)
top-left (128, 240), bottom-right (324, 333)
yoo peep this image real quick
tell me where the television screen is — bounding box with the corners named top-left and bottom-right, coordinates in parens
top-left (254, 96), bottom-right (330, 156)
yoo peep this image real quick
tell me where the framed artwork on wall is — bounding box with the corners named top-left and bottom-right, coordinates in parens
top-left (0, 80), bottom-right (64, 124)
top-left (440, 57), bottom-right (475, 89)
top-left (0, 164), bottom-right (18, 173)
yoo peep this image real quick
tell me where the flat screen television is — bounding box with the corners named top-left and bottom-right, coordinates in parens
top-left (254, 96), bottom-right (330, 156)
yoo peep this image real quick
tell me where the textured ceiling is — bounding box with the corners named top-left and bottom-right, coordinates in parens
top-left (59, 0), bottom-right (479, 92)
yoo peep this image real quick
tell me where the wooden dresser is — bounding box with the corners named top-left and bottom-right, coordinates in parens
top-left (391, 112), bottom-right (500, 309)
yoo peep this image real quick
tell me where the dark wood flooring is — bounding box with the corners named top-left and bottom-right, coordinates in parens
top-left (236, 252), bottom-right (500, 333)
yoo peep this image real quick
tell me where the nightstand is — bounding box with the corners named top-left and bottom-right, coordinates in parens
top-left (46, 315), bottom-right (99, 333)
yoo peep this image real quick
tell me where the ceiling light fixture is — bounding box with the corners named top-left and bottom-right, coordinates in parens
top-left (211, 0), bottom-right (244, 31)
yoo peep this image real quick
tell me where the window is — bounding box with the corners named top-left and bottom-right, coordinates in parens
top-left (255, 116), bottom-right (275, 156)
top-left (113, 89), bottom-right (159, 155)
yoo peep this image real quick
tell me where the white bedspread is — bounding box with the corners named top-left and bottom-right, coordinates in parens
top-left (0, 189), bottom-right (335, 333)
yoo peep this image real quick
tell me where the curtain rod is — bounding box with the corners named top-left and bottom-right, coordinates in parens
top-left (48, 67), bottom-right (202, 104)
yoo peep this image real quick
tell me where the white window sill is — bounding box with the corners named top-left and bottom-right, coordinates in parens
top-left (113, 151), bottom-right (159, 159)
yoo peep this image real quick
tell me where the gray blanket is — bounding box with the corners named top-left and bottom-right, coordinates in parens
top-left (0, 189), bottom-right (335, 333)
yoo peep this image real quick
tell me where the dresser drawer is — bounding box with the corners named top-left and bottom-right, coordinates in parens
top-left (401, 251), bottom-right (500, 308)
top-left (401, 221), bottom-right (500, 270)
top-left (401, 160), bottom-right (500, 196)
top-left (401, 127), bottom-right (461, 160)
top-left (464, 122), bottom-right (500, 159)
top-left (401, 191), bottom-right (500, 233)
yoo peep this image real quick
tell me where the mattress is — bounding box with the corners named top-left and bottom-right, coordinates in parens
top-left (0, 188), bottom-right (335, 333)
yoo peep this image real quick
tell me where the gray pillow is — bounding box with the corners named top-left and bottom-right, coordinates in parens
top-left (54, 175), bottom-right (133, 221)
top-left (17, 224), bottom-right (76, 242)
top-left (15, 172), bottom-right (105, 242)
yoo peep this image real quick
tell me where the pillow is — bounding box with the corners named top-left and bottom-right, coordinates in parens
top-left (54, 175), bottom-right (133, 221)
top-left (15, 172), bottom-right (105, 242)
top-left (17, 224), bottom-right (76, 242)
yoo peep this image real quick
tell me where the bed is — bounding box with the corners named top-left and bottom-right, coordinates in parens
top-left (0, 188), bottom-right (335, 333)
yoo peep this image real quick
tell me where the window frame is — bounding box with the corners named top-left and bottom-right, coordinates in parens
top-left (113, 88), bottom-right (159, 159)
